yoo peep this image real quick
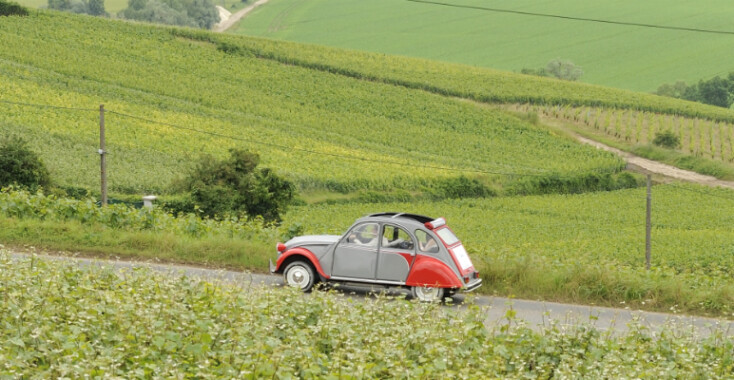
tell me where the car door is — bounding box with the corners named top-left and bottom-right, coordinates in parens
top-left (331, 222), bottom-right (379, 279)
top-left (376, 224), bottom-right (415, 283)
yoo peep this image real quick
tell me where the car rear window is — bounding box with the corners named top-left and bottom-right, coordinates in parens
top-left (436, 227), bottom-right (459, 246)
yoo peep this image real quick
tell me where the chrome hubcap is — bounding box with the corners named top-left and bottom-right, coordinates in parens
top-left (286, 266), bottom-right (310, 289)
top-left (415, 287), bottom-right (440, 302)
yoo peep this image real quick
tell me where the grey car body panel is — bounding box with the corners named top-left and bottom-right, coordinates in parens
top-left (376, 249), bottom-right (412, 282)
top-left (332, 243), bottom-right (378, 279)
top-left (278, 213), bottom-right (479, 290)
top-left (284, 235), bottom-right (340, 260)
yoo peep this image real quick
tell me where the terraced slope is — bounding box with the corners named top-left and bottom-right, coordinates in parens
top-left (0, 11), bottom-right (626, 194)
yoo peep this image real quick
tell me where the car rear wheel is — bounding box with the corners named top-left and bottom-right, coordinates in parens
top-left (411, 286), bottom-right (445, 302)
top-left (284, 261), bottom-right (316, 292)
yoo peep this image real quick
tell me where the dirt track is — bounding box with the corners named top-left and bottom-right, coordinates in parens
top-left (214, 0), bottom-right (270, 33)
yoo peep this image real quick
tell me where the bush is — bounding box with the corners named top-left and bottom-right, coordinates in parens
top-left (433, 176), bottom-right (494, 199)
top-left (0, 136), bottom-right (51, 191)
top-left (545, 59), bottom-right (584, 81)
top-left (0, 0), bottom-right (28, 16)
top-left (652, 130), bottom-right (680, 149)
top-left (177, 149), bottom-right (295, 223)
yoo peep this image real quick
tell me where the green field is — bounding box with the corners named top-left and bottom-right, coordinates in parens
top-left (234, 0), bottom-right (734, 92)
top-left (4, 253), bottom-right (732, 378)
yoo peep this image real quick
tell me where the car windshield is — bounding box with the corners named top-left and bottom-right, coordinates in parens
top-left (435, 227), bottom-right (459, 246)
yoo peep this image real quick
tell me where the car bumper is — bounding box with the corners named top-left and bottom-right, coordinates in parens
top-left (463, 279), bottom-right (482, 292)
top-left (269, 259), bottom-right (277, 273)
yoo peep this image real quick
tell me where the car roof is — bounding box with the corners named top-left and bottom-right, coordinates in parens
top-left (358, 212), bottom-right (435, 227)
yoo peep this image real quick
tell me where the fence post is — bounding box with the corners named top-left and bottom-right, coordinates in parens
top-left (645, 174), bottom-right (651, 270)
top-left (99, 104), bottom-right (107, 206)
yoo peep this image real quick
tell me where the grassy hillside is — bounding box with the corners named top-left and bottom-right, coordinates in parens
top-left (0, 11), bottom-right (627, 195)
top-left (235, 0), bottom-right (734, 92)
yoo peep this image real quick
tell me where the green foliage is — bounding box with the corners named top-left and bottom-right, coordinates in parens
top-left (48, 0), bottom-right (108, 16)
top-left (120, 0), bottom-right (218, 29)
top-left (2, 253), bottom-right (733, 378)
top-left (0, 0), bottom-right (28, 15)
top-left (286, 184), bottom-right (734, 316)
top-left (657, 73), bottom-right (734, 109)
top-left (0, 12), bottom-right (627, 195)
top-left (508, 171), bottom-right (639, 196)
top-left (433, 175), bottom-right (494, 199)
top-left (0, 136), bottom-right (50, 191)
top-left (545, 59), bottom-right (583, 81)
top-left (652, 130), bottom-right (680, 149)
top-left (0, 188), bottom-right (273, 239)
top-left (179, 149), bottom-right (295, 222)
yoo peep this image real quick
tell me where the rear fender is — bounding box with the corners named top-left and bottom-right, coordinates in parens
top-left (275, 247), bottom-right (330, 279)
top-left (406, 255), bottom-right (462, 288)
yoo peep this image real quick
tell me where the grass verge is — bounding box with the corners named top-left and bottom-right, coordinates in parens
top-left (0, 218), bottom-right (271, 270)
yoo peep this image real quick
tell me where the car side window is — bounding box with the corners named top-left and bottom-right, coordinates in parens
top-left (382, 225), bottom-right (414, 250)
top-left (346, 223), bottom-right (379, 248)
top-left (415, 229), bottom-right (439, 253)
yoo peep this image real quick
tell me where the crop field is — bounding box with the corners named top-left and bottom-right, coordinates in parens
top-left (0, 11), bottom-right (629, 195)
top-left (2, 253), bottom-right (733, 378)
top-left (4, 184), bottom-right (733, 317)
top-left (285, 184), bottom-right (734, 316)
top-left (234, 0), bottom-right (734, 92)
top-left (534, 104), bottom-right (734, 162)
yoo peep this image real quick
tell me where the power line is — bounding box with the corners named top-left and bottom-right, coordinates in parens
top-left (0, 99), bottom-right (99, 112)
top-left (0, 98), bottom-right (618, 179)
top-left (106, 109), bottom-right (582, 178)
top-left (665, 182), bottom-right (734, 202)
top-left (407, 0), bottom-right (734, 36)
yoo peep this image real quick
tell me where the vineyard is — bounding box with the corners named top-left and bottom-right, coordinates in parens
top-left (2, 186), bottom-right (734, 317)
top-left (527, 104), bottom-right (734, 162)
top-left (2, 253), bottom-right (733, 378)
top-left (285, 184), bottom-right (734, 316)
top-left (0, 11), bottom-right (628, 195)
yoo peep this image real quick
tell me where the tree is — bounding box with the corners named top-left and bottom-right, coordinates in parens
top-left (178, 149), bottom-right (294, 223)
top-left (545, 59), bottom-right (583, 81)
top-left (120, 0), bottom-right (219, 29)
top-left (655, 81), bottom-right (688, 99)
top-left (656, 73), bottom-right (734, 109)
top-left (696, 76), bottom-right (733, 108)
top-left (0, 0), bottom-right (29, 15)
top-left (48, 0), bottom-right (108, 16)
top-left (0, 136), bottom-right (51, 191)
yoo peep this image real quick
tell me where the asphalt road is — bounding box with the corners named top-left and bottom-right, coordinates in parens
top-left (9, 252), bottom-right (733, 337)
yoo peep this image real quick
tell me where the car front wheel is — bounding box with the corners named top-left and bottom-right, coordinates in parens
top-left (411, 286), bottom-right (445, 302)
top-left (283, 261), bottom-right (316, 292)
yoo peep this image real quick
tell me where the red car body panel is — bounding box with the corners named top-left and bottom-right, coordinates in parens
top-left (275, 247), bottom-right (330, 279)
top-left (405, 255), bottom-right (462, 288)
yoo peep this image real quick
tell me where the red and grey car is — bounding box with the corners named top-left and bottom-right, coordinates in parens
top-left (270, 213), bottom-right (481, 301)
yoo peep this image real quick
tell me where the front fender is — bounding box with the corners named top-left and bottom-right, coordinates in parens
top-left (406, 255), bottom-right (462, 288)
top-left (274, 247), bottom-right (330, 279)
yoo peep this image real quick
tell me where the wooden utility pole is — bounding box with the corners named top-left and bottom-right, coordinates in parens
top-left (99, 104), bottom-right (107, 206)
top-left (645, 174), bottom-right (651, 270)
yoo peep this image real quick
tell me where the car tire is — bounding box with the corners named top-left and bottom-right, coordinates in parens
top-left (411, 286), bottom-right (445, 302)
top-left (283, 261), bottom-right (316, 292)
